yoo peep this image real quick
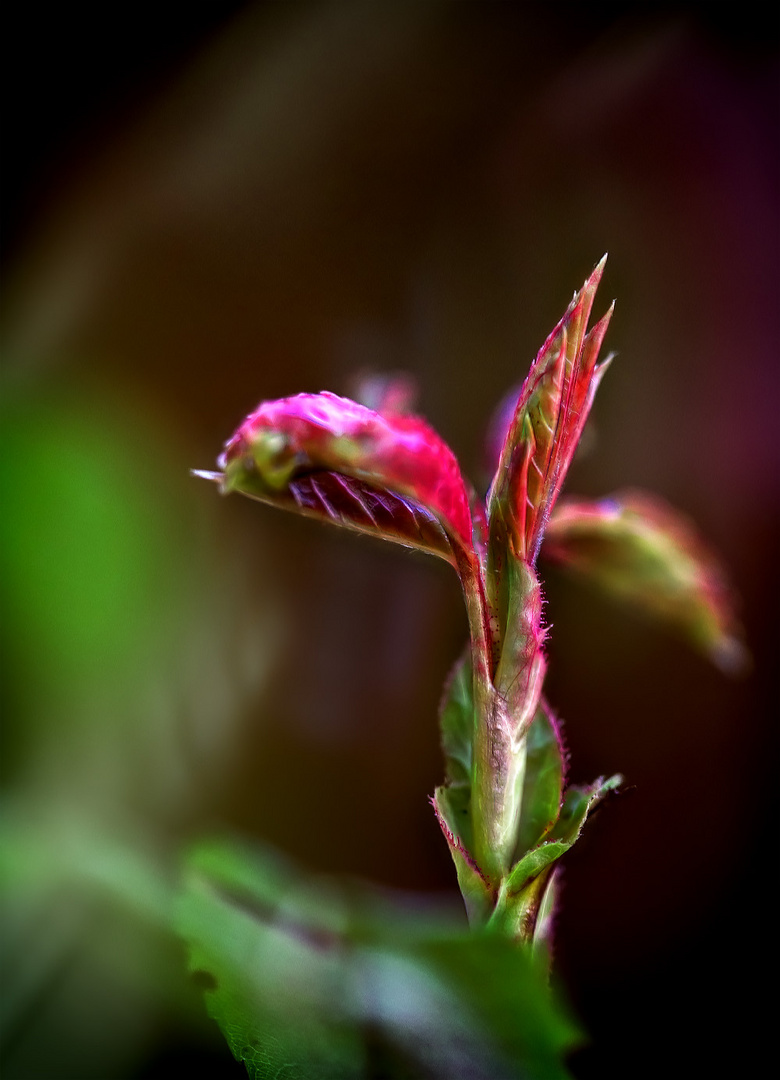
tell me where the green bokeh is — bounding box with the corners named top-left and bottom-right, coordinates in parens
top-left (0, 386), bottom-right (194, 762)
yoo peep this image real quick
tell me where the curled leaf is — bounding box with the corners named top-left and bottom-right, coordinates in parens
top-left (219, 392), bottom-right (474, 545)
top-left (206, 391), bottom-right (476, 559)
top-left (201, 390), bottom-right (497, 691)
top-left (543, 492), bottom-right (749, 673)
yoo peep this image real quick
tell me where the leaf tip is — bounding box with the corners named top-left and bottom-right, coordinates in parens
top-left (191, 468), bottom-right (224, 485)
top-left (586, 253), bottom-right (608, 291)
top-left (710, 635), bottom-right (752, 678)
top-left (602, 773), bottom-right (624, 793)
top-left (595, 350), bottom-right (616, 378)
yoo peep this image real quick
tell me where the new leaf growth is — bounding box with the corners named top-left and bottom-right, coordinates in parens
top-left (196, 257), bottom-right (745, 946)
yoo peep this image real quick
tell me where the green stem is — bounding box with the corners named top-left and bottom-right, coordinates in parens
top-left (471, 558), bottom-right (545, 884)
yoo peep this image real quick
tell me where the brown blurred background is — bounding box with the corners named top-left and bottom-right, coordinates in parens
top-left (2, 2), bottom-right (778, 1077)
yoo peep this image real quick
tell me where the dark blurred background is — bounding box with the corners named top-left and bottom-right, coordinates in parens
top-left (2, 2), bottom-right (778, 1077)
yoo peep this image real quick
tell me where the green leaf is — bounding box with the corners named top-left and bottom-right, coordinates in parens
top-left (434, 650), bottom-right (530, 910)
top-left (543, 492), bottom-right (750, 673)
top-left (481, 773), bottom-right (620, 943)
top-left (503, 774), bottom-right (622, 899)
top-left (410, 933), bottom-right (581, 1079)
top-left (178, 838), bottom-right (582, 1080)
top-left (504, 843), bottom-right (571, 899)
top-left (439, 650), bottom-right (474, 788)
top-left (550, 774), bottom-right (622, 844)
top-left (432, 784), bottom-right (492, 926)
top-left (512, 700), bottom-right (566, 860)
top-left (433, 651), bottom-right (494, 923)
top-left (179, 843), bottom-right (361, 1080)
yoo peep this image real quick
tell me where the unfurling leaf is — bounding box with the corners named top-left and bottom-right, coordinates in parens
top-left (201, 388), bottom-right (495, 710)
top-left (486, 257), bottom-right (613, 567)
top-left (432, 784), bottom-right (492, 926)
top-left (474, 264), bottom-right (613, 863)
top-left (543, 491), bottom-right (749, 673)
top-left (201, 390), bottom-right (495, 698)
top-left (196, 259), bottom-right (745, 965)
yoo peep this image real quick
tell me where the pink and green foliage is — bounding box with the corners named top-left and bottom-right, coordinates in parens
top-left (195, 258), bottom-right (745, 948)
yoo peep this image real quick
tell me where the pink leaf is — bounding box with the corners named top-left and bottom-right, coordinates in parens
top-left (208, 390), bottom-right (496, 690)
top-left (209, 389), bottom-right (496, 691)
top-left (239, 469), bottom-right (458, 564)
top-left (218, 391), bottom-right (474, 550)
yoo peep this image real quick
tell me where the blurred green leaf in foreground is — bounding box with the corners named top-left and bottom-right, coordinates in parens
top-left (179, 837), bottom-right (582, 1080)
top-left (0, 384), bottom-right (277, 1078)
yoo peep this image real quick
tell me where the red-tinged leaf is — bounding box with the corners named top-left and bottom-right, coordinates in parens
top-left (543, 492), bottom-right (750, 673)
top-left (552, 313), bottom-right (614, 511)
top-left (200, 390), bottom-right (496, 686)
top-left (219, 391), bottom-right (474, 547)
top-left (243, 469), bottom-right (460, 564)
top-left (486, 333), bottom-right (565, 564)
top-left (486, 258), bottom-right (613, 566)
